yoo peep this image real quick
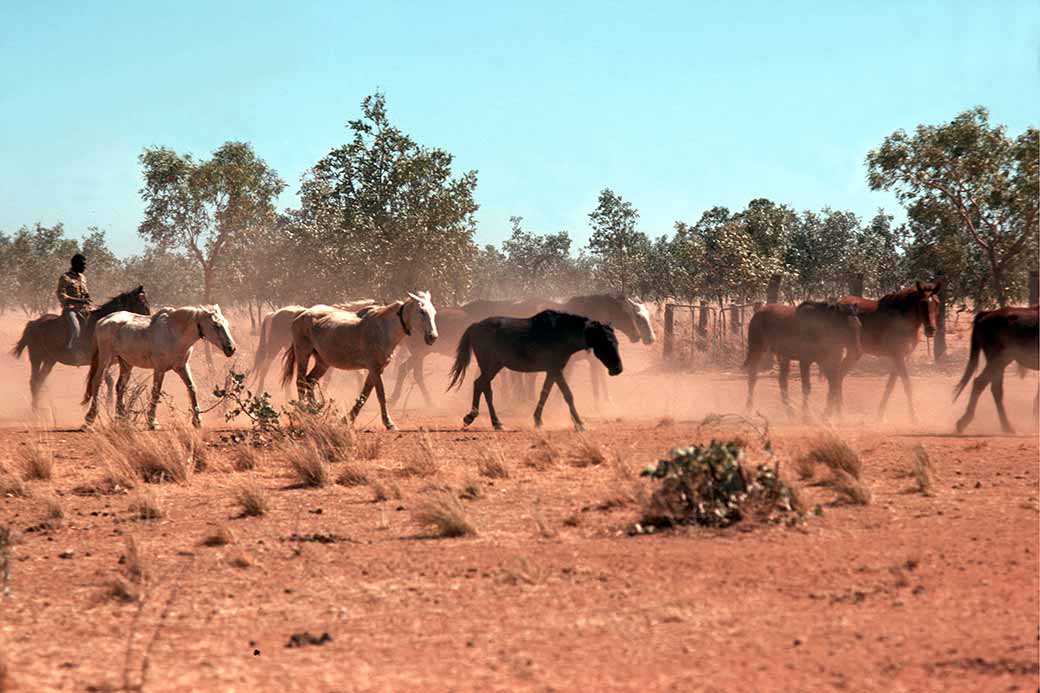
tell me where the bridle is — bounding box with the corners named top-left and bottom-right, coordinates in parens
top-left (398, 303), bottom-right (412, 336)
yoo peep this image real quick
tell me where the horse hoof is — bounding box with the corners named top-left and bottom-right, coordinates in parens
top-left (191, 419), bottom-right (202, 429)
top-left (148, 422), bottom-right (161, 431)
top-left (462, 413), bottom-right (476, 426)
top-left (385, 422), bottom-right (398, 432)
top-left (493, 423), bottom-right (504, 432)
top-left (574, 423), bottom-right (586, 433)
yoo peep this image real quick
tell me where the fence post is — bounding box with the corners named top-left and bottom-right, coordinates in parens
top-left (697, 300), bottom-right (709, 351)
top-left (1030, 270), bottom-right (1039, 306)
top-left (848, 273), bottom-right (865, 297)
top-left (663, 304), bottom-right (675, 360)
top-left (766, 274), bottom-right (781, 304)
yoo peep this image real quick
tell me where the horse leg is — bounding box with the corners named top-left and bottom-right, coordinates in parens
top-left (293, 345), bottom-right (313, 401)
top-left (554, 371), bottom-right (585, 432)
top-left (370, 371), bottom-right (397, 431)
top-left (413, 361), bottom-right (435, 408)
top-left (822, 363), bottom-right (840, 420)
top-left (533, 373), bottom-right (556, 428)
top-left (84, 353), bottom-right (113, 427)
top-left (799, 361), bottom-right (812, 422)
top-left (114, 359), bottom-right (133, 419)
top-left (32, 359), bottom-right (55, 412)
top-left (955, 363), bottom-right (994, 434)
top-left (349, 372), bottom-right (376, 423)
top-left (895, 358), bottom-right (916, 422)
top-left (28, 357), bottom-right (42, 411)
top-left (103, 370), bottom-right (115, 410)
top-left (463, 371), bottom-right (484, 427)
top-left (388, 353), bottom-right (415, 404)
top-left (147, 370), bottom-right (167, 430)
top-left (778, 358), bottom-right (792, 415)
top-left (745, 351), bottom-right (763, 413)
top-left (174, 363), bottom-right (202, 428)
top-left (877, 368), bottom-right (898, 421)
top-left (482, 366), bottom-right (504, 431)
top-left (255, 352), bottom-right (270, 394)
top-left (989, 365), bottom-right (1014, 434)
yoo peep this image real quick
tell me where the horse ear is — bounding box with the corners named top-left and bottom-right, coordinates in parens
top-left (407, 292), bottom-right (420, 302)
top-left (136, 285), bottom-right (144, 293)
top-left (915, 280), bottom-right (924, 293)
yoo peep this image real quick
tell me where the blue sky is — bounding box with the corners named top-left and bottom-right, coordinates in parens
top-left (1, 1), bottom-right (1036, 256)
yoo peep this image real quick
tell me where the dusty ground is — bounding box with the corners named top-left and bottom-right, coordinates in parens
top-left (0, 311), bottom-right (1037, 692)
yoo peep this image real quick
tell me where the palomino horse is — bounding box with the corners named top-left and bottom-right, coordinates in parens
top-left (448, 310), bottom-right (623, 431)
top-left (559, 295), bottom-right (655, 402)
top-left (82, 305), bottom-right (237, 429)
top-left (281, 292), bottom-right (437, 430)
top-left (839, 281), bottom-right (941, 420)
top-left (11, 286), bottom-right (150, 410)
top-left (953, 305), bottom-right (1039, 434)
top-left (251, 299), bottom-right (375, 392)
top-left (744, 302), bottom-right (861, 419)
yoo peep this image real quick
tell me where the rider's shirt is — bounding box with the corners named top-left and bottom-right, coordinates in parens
top-left (57, 271), bottom-right (89, 311)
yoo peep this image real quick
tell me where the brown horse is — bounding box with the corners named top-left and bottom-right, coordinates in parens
top-left (744, 301), bottom-right (861, 418)
top-left (953, 305), bottom-right (1039, 434)
top-left (11, 286), bottom-right (151, 410)
top-left (838, 281), bottom-right (941, 421)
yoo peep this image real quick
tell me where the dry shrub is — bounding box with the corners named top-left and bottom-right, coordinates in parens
top-left (910, 444), bottom-right (937, 496)
top-left (106, 578), bottom-right (137, 604)
top-left (398, 431), bottom-right (440, 478)
top-left (228, 553), bottom-right (253, 569)
top-left (412, 492), bottom-right (476, 538)
top-left (18, 437), bottom-right (54, 481)
top-left (824, 469), bottom-right (872, 506)
top-left (233, 477), bottom-right (269, 517)
top-left (569, 436), bottom-right (607, 468)
top-left (284, 440), bottom-right (331, 487)
top-left (460, 480), bottom-right (482, 500)
top-left (531, 509), bottom-right (557, 539)
top-left (369, 478), bottom-right (401, 503)
top-left (0, 468), bottom-right (29, 499)
top-left (129, 489), bottom-right (164, 520)
top-left (121, 535), bottom-right (147, 583)
top-left (96, 425), bottom-right (201, 486)
top-left (355, 433), bottom-right (383, 461)
top-left (477, 446), bottom-right (509, 479)
top-left (231, 445), bottom-right (261, 472)
top-left (605, 454), bottom-right (646, 507)
top-left (793, 454), bottom-right (816, 481)
top-left (0, 525), bottom-right (13, 593)
top-left (292, 415), bottom-right (354, 463)
top-left (44, 495), bottom-right (65, 525)
top-left (336, 463), bottom-right (369, 487)
top-left (201, 525), bottom-right (234, 547)
top-left (526, 432), bottom-right (559, 470)
top-left (802, 431), bottom-right (862, 480)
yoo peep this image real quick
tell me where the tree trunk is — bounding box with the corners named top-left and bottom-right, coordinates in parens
top-left (988, 251), bottom-right (1007, 308)
top-left (766, 274), bottom-right (781, 304)
top-left (1029, 270), bottom-right (1039, 306)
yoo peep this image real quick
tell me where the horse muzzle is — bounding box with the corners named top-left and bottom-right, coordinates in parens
top-left (608, 365), bottom-right (623, 376)
top-left (223, 345), bottom-right (237, 357)
top-left (425, 333), bottom-right (438, 346)
top-left (924, 326), bottom-right (936, 338)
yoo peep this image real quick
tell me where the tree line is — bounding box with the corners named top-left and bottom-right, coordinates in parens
top-left (2, 97), bottom-right (1035, 325)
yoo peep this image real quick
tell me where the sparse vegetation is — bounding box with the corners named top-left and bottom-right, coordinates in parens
top-left (0, 525), bottom-right (13, 595)
top-left (355, 433), bottom-right (383, 461)
top-left (399, 431), bottom-right (440, 477)
top-left (0, 468), bottom-right (29, 499)
top-left (910, 444), bottom-right (937, 496)
top-left (801, 431), bottom-right (862, 480)
top-left (477, 446), bottom-right (509, 479)
top-left (824, 469), bottom-right (873, 506)
top-left (639, 440), bottom-right (803, 529)
top-left (201, 525), bottom-right (234, 547)
top-left (43, 495), bottom-right (65, 526)
top-left (231, 445), bottom-right (261, 471)
top-left (412, 491), bottom-right (476, 537)
top-left (369, 478), bottom-right (401, 503)
top-left (129, 490), bottom-right (164, 520)
top-left (526, 432), bottom-right (559, 470)
top-left (120, 535), bottom-right (147, 584)
top-left (569, 436), bottom-right (607, 468)
top-left (96, 425), bottom-right (201, 486)
top-left (17, 437), bottom-right (54, 481)
top-left (460, 481), bottom-right (482, 500)
top-left (232, 477), bottom-right (269, 517)
top-left (285, 440), bottom-right (331, 487)
top-left (336, 463), bottom-right (369, 487)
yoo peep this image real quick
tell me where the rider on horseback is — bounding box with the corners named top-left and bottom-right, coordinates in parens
top-left (57, 253), bottom-right (91, 356)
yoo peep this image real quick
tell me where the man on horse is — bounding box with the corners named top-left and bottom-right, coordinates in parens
top-left (57, 253), bottom-right (91, 357)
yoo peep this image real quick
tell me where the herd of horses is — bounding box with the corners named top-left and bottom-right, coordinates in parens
top-left (7, 281), bottom-right (1039, 434)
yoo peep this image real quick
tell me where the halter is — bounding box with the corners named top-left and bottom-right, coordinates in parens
top-left (397, 303), bottom-right (412, 336)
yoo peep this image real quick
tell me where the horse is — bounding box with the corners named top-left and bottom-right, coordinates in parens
top-left (82, 305), bottom-right (237, 429)
top-left (953, 305), bottom-right (1039, 434)
top-left (251, 299), bottom-right (375, 393)
top-left (388, 306), bottom-right (471, 407)
top-left (558, 295), bottom-right (655, 402)
top-left (838, 281), bottom-right (941, 421)
top-left (447, 310), bottom-right (623, 431)
top-left (743, 301), bottom-right (862, 419)
top-left (280, 292), bottom-right (437, 430)
top-left (11, 286), bottom-right (151, 410)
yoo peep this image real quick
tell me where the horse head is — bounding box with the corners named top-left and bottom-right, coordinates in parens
top-left (914, 280), bottom-right (942, 338)
top-left (405, 291), bottom-right (438, 346)
top-left (623, 297), bottom-right (656, 344)
top-left (199, 305), bottom-right (237, 357)
top-left (584, 320), bottom-right (623, 376)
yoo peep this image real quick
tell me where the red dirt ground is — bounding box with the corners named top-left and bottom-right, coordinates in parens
top-left (0, 312), bottom-right (1037, 692)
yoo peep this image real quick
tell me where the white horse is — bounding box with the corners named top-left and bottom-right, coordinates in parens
top-left (82, 305), bottom-right (237, 429)
top-left (281, 292), bottom-right (437, 430)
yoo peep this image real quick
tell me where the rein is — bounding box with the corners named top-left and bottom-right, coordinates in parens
top-left (397, 303), bottom-right (412, 336)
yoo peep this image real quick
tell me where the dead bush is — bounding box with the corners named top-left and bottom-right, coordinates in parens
top-left (335, 463), bottom-right (369, 487)
top-left (398, 431), bottom-right (440, 477)
top-left (121, 535), bottom-right (147, 584)
top-left (232, 477), bottom-right (269, 517)
top-left (369, 478), bottom-right (401, 503)
top-left (284, 440), bottom-right (331, 487)
top-left (292, 415), bottom-right (354, 463)
top-left (355, 433), bottom-right (383, 461)
top-left (44, 495), bottom-right (65, 526)
top-left (569, 436), bottom-right (607, 468)
top-left (0, 468), bottom-right (29, 499)
top-left (525, 432), bottom-right (559, 470)
top-left (129, 490), bottom-right (163, 520)
top-left (477, 446), bottom-right (509, 479)
top-left (460, 481), bottom-right (482, 500)
top-left (0, 525), bottom-right (13, 593)
top-left (824, 469), bottom-right (873, 506)
top-left (231, 445), bottom-right (261, 472)
top-left (96, 425), bottom-right (201, 486)
top-left (201, 525), bottom-right (234, 547)
top-left (910, 444), bottom-right (937, 496)
top-left (18, 437), bottom-right (54, 481)
top-left (801, 431), bottom-right (862, 480)
top-left (412, 492), bottom-right (476, 538)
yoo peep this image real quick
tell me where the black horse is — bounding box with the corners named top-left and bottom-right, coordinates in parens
top-left (448, 310), bottom-right (622, 431)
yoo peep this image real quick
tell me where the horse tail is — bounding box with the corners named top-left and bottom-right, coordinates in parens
top-left (10, 322), bottom-right (31, 359)
top-left (82, 347), bottom-right (100, 405)
top-left (280, 347), bottom-right (297, 388)
top-left (953, 312), bottom-right (986, 401)
top-left (742, 314), bottom-right (766, 371)
top-left (447, 325), bottom-right (475, 390)
top-left (250, 313), bottom-right (272, 380)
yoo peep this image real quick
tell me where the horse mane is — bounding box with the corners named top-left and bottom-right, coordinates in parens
top-left (91, 286), bottom-right (150, 318)
top-left (877, 284), bottom-right (934, 313)
top-left (359, 301), bottom-right (403, 321)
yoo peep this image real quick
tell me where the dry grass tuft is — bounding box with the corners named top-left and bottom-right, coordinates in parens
top-left (355, 433), bottom-right (383, 461)
top-left (460, 480), bottom-right (482, 500)
top-left (129, 489), bottom-right (164, 520)
top-left (0, 525), bottom-right (13, 593)
top-left (412, 492), bottom-right (476, 538)
top-left (335, 463), bottom-right (369, 487)
top-left (525, 432), bottom-right (560, 470)
top-left (18, 437), bottom-right (54, 481)
top-left (0, 467), bottom-right (30, 499)
top-left (228, 553), bottom-right (253, 569)
top-left (292, 415), bottom-right (354, 463)
top-left (106, 578), bottom-right (137, 603)
top-left (531, 509), bottom-right (558, 539)
top-left (824, 469), bottom-right (873, 506)
top-left (43, 495), bottom-right (65, 526)
top-left (121, 535), bottom-right (147, 584)
top-left (802, 431), bottom-right (862, 480)
top-left (284, 440), bottom-right (331, 487)
top-left (232, 477), bottom-right (269, 517)
top-left (910, 445), bottom-right (937, 496)
top-left (96, 425), bottom-right (201, 486)
top-left (793, 453), bottom-right (816, 481)
top-left (369, 478), bottom-right (401, 503)
top-left (398, 431), bottom-right (440, 477)
top-left (569, 436), bottom-right (607, 468)
top-left (476, 445), bottom-right (509, 479)
top-left (231, 445), bottom-right (261, 472)
top-left (201, 525), bottom-right (234, 547)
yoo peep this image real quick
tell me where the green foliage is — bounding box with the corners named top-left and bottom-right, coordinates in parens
top-left (588, 188), bottom-right (650, 295)
top-left (639, 440), bottom-right (801, 528)
top-left (213, 371), bottom-right (281, 434)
